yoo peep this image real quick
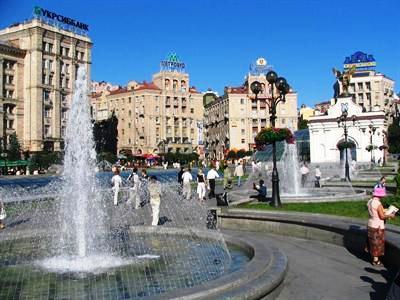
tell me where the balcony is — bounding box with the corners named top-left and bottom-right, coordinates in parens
top-left (61, 101), bottom-right (68, 110)
top-left (5, 113), bottom-right (15, 121)
top-left (43, 99), bottom-right (53, 107)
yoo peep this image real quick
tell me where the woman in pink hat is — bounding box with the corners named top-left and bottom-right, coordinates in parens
top-left (366, 187), bottom-right (396, 266)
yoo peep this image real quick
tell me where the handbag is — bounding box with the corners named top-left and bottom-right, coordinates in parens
top-left (0, 208), bottom-right (6, 220)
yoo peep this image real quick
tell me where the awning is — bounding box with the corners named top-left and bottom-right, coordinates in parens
top-left (0, 160), bottom-right (31, 167)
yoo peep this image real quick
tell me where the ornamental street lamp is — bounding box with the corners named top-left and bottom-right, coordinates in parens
top-left (368, 124), bottom-right (377, 164)
top-left (250, 71), bottom-right (290, 207)
top-left (336, 105), bottom-right (357, 181)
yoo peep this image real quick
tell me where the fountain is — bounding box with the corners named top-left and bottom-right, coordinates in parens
top-left (0, 66), bottom-right (258, 299)
top-left (229, 141), bottom-right (367, 204)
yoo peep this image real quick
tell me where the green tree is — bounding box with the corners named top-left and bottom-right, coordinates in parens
top-left (226, 150), bottom-right (237, 160)
top-left (388, 118), bottom-right (400, 153)
top-left (8, 132), bottom-right (21, 160)
top-left (298, 117), bottom-right (309, 130)
top-left (237, 149), bottom-right (246, 158)
top-left (93, 111), bottom-right (118, 155)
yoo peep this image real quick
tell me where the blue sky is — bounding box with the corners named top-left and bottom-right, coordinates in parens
top-left (1, 0), bottom-right (399, 107)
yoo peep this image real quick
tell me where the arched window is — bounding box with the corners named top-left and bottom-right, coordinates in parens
top-left (181, 80), bottom-right (186, 92)
top-left (165, 79), bottom-right (170, 90)
top-left (173, 80), bottom-right (178, 91)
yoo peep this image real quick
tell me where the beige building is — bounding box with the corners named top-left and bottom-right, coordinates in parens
top-left (299, 104), bottom-right (315, 121)
top-left (340, 51), bottom-right (396, 122)
top-left (91, 58), bottom-right (204, 155)
top-left (0, 16), bottom-right (92, 152)
top-left (0, 41), bottom-right (26, 150)
top-left (205, 59), bottom-right (298, 159)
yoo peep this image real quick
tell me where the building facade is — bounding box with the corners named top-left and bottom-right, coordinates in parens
top-left (91, 55), bottom-right (204, 155)
top-left (0, 41), bottom-right (26, 150)
top-left (339, 51), bottom-right (396, 122)
top-left (309, 96), bottom-right (387, 164)
top-left (205, 58), bottom-right (298, 159)
top-left (0, 15), bottom-right (92, 152)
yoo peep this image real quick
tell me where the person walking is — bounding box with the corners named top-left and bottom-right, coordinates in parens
top-left (177, 167), bottom-right (184, 194)
top-left (315, 166), bottom-right (322, 188)
top-left (111, 167), bottom-right (122, 206)
top-left (234, 161), bottom-right (244, 187)
top-left (0, 201), bottom-right (6, 229)
top-left (207, 166), bottom-right (219, 199)
top-left (223, 165), bottom-right (232, 190)
top-left (197, 169), bottom-right (207, 202)
top-left (127, 167), bottom-right (140, 209)
top-left (139, 169), bottom-right (150, 206)
top-left (182, 168), bottom-right (193, 201)
top-left (300, 163), bottom-right (310, 187)
top-left (366, 187), bottom-right (396, 266)
top-left (148, 176), bottom-right (161, 226)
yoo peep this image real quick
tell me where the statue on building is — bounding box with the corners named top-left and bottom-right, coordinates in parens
top-left (332, 65), bottom-right (356, 98)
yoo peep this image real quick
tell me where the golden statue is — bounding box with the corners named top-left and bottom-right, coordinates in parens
top-left (332, 65), bottom-right (356, 98)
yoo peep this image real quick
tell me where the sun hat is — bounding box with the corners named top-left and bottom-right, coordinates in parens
top-left (373, 187), bottom-right (386, 198)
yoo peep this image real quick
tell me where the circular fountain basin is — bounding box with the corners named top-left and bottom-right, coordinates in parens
top-left (228, 186), bottom-right (368, 205)
top-left (0, 225), bottom-right (288, 299)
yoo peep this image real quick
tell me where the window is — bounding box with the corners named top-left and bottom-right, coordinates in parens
top-left (366, 93), bottom-right (371, 102)
top-left (366, 82), bottom-right (371, 91)
top-left (281, 118), bottom-right (286, 125)
top-left (61, 127), bottom-right (66, 138)
top-left (241, 138), bottom-right (245, 144)
top-left (122, 129), bottom-right (125, 135)
top-left (155, 106), bottom-right (159, 113)
top-left (241, 129), bottom-right (245, 135)
top-left (128, 123), bottom-right (131, 128)
top-left (357, 82), bottom-right (363, 91)
top-left (44, 125), bottom-right (51, 137)
top-left (241, 119), bottom-right (245, 125)
top-left (358, 93), bottom-right (364, 101)
top-left (49, 74), bottom-right (53, 85)
top-left (128, 110), bottom-right (132, 117)
top-left (155, 96), bottom-right (159, 101)
top-left (240, 98), bottom-right (245, 105)
top-left (128, 97), bottom-right (131, 103)
top-left (44, 109), bottom-right (51, 117)
top-left (43, 90), bottom-right (50, 100)
top-left (190, 108), bottom-right (194, 114)
top-left (156, 117), bottom-right (160, 124)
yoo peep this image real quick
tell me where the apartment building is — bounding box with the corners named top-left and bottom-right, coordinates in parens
top-left (205, 58), bottom-right (298, 159)
top-left (91, 56), bottom-right (204, 155)
top-left (0, 14), bottom-right (92, 152)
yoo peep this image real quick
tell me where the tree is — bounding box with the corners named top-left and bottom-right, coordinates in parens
top-left (237, 149), bottom-right (247, 158)
top-left (93, 111), bottom-right (118, 155)
top-left (8, 132), bottom-right (21, 160)
top-left (298, 117), bottom-right (309, 130)
top-left (388, 117), bottom-right (400, 154)
top-left (226, 150), bottom-right (237, 160)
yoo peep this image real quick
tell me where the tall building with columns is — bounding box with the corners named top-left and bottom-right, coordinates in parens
top-left (204, 58), bottom-right (298, 159)
top-left (0, 8), bottom-right (92, 152)
top-left (91, 54), bottom-right (204, 155)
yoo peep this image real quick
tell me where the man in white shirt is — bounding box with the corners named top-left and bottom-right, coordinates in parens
top-left (300, 164), bottom-right (310, 187)
top-left (182, 168), bottom-right (193, 201)
top-left (111, 167), bottom-right (122, 206)
top-left (127, 167), bottom-right (140, 208)
top-left (314, 166), bottom-right (322, 188)
top-left (207, 167), bottom-right (220, 198)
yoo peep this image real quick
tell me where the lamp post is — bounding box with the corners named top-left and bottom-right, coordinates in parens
top-left (336, 105), bottom-right (357, 181)
top-left (250, 71), bottom-right (290, 207)
top-left (368, 124), bottom-right (377, 164)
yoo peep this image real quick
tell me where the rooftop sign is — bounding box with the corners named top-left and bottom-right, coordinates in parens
top-left (33, 6), bottom-right (89, 31)
top-left (160, 52), bottom-right (185, 72)
top-left (249, 57), bottom-right (273, 76)
top-left (344, 51), bottom-right (376, 71)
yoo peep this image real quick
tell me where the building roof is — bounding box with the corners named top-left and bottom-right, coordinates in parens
top-left (189, 86), bottom-right (200, 94)
top-left (134, 81), bottom-right (161, 91)
top-left (108, 87), bottom-right (128, 95)
top-left (225, 86), bottom-right (248, 94)
top-left (314, 100), bottom-right (331, 106)
top-left (91, 92), bottom-right (102, 98)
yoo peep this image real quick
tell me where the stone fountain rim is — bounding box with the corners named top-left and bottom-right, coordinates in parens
top-left (0, 226), bottom-right (288, 300)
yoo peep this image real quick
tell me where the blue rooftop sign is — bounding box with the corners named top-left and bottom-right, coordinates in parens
top-left (343, 51), bottom-right (376, 71)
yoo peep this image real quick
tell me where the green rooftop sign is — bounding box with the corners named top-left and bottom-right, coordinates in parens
top-left (160, 52), bottom-right (185, 71)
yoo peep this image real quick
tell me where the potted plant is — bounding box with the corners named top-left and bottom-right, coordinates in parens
top-left (255, 127), bottom-right (294, 150)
